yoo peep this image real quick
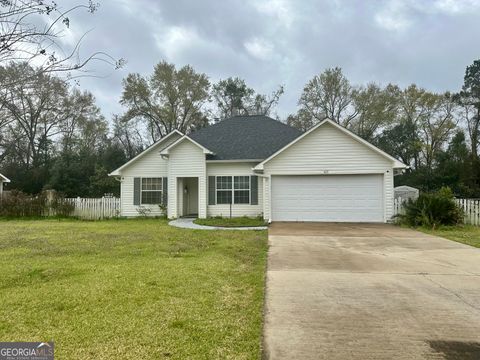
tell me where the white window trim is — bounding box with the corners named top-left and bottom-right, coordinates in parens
top-left (140, 177), bottom-right (163, 205)
top-left (215, 175), bottom-right (251, 205)
top-left (234, 175), bottom-right (251, 205)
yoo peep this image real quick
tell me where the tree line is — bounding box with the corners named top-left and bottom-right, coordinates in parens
top-left (287, 64), bottom-right (480, 197)
top-left (1, 59), bottom-right (479, 197)
top-left (0, 60), bottom-right (284, 196)
top-left (2, 1), bottom-right (476, 198)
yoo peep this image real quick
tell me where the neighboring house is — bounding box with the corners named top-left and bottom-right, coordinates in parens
top-left (109, 115), bottom-right (407, 222)
top-left (0, 173), bottom-right (10, 198)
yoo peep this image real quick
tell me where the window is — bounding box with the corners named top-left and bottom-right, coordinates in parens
top-left (234, 176), bottom-right (250, 204)
top-left (216, 176), bottom-right (250, 204)
top-left (216, 176), bottom-right (232, 204)
top-left (141, 178), bottom-right (163, 204)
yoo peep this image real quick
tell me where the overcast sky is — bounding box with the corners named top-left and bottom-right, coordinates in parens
top-left (61, 0), bottom-right (480, 121)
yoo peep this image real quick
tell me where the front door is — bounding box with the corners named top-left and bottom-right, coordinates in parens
top-left (180, 177), bottom-right (199, 216)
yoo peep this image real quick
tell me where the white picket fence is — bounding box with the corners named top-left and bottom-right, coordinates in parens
top-left (393, 197), bottom-right (406, 217)
top-left (455, 198), bottom-right (480, 226)
top-left (393, 197), bottom-right (480, 226)
top-left (66, 197), bottom-right (120, 220)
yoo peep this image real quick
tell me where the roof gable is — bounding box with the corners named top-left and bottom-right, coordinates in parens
top-left (0, 173), bottom-right (10, 182)
top-left (109, 130), bottom-right (183, 176)
top-left (254, 119), bottom-right (407, 170)
top-left (189, 115), bottom-right (302, 160)
top-left (160, 135), bottom-right (214, 155)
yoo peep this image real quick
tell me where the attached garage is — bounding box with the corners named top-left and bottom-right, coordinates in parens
top-left (271, 174), bottom-right (384, 222)
top-left (254, 119), bottom-right (408, 223)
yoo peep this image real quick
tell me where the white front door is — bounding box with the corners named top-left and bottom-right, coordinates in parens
top-left (271, 174), bottom-right (384, 222)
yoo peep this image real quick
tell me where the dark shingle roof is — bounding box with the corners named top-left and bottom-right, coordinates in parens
top-left (189, 115), bottom-right (303, 160)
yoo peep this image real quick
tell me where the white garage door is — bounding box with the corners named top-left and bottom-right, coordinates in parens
top-left (271, 174), bottom-right (384, 222)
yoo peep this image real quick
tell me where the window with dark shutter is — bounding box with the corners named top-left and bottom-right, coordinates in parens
top-left (140, 178), bottom-right (163, 204)
top-left (133, 178), bottom-right (140, 205)
top-left (214, 176), bottom-right (255, 205)
top-left (208, 176), bottom-right (216, 205)
top-left (250, 175), bottom-right (258, 205)
top-left (162, 177), bottom-right (168, 205)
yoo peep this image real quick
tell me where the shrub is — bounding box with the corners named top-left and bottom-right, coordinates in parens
top-left (398, 187), bottom-right (462, 228)
top-left (0, 190), bottom-right (74, 218)
top-left (0, 190), bottom-right (48, 217)
top-left (158, 203), bottom-right (167, 218)
top-left (50, 193), bottom-right (75, 217)
top-left (136, 206), bottom-right (152, 217)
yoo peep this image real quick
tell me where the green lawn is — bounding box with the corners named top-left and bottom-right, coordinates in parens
top-left (0, 219), bottom-right (268, 359)
top-left (419, 225), bottom-right (480, 248)
top-left (194, 216), bottom-right (267, 228)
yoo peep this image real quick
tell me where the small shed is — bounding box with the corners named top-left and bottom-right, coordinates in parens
top-left (394, 185), bottom-right (419, 202)
top-left (0, 173), bottom-right (10, 198)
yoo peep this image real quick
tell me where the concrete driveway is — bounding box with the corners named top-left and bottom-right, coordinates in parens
top-left (263, 223), bottom-right (480, 360)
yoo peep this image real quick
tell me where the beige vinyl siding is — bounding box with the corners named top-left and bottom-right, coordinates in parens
top-left (206, 162), bottom-right (263, 218)
top-left (263, 122), bottom-right (395, 222)
top-left (264, 122), bottom-right (392, 173)
top-left (119, 133), bottom-right (181, 217)
top-left (167, 140), bottom-right (207, 218)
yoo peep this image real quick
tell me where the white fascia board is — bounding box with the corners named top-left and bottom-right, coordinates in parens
top-left (159, 135), bottom-right (214, 155)
top-left (254, 118), bottom-right (408, 170)
top-left (0, 173), bottom-right (11, 182)
top-left (108, 130), bottom-right (183, 176)
top-left (206, 159), bottom-right (263, 163)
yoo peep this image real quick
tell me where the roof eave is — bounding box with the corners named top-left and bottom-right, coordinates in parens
top-left (108, 130), bottom-right (184, 176)
top-left (160, 135), bottom-right (214, 155)
top-left (254, 118), bottom-right (409, 170)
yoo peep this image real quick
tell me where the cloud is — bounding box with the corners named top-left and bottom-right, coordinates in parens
top-left (375, 0), bottom-right (413, 32)
top-left (244, 38), bottom-right (274, 60)
top-left (55, 0), bottom-right (480, 122)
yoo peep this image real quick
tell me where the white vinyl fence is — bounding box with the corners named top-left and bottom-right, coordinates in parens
top-left (393, 197), bottom-right (406, 217)
top-left (393, 197), bottom-right (480, 226)
top-left (66, 197), bottom-right (120, 220)
top-left (455, 198), bottom-right (480, 226)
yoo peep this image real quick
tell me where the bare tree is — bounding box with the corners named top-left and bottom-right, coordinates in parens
top-left (0, 62), bottom-right (104, 167)
top-left (418, 92), bottom-right (458, 171)
top-left (120, 61), bottom-right (210, 142)
top-left (211, 77), bottom-right (284, 119)
top-left (299, 67), bottom-right (357, 126)
top-left (112, 114), bottom-right (145, 159)
top-left (0, 0), bottom-right (124, 85)
top-left (350, 83), bottom-right (400, 142)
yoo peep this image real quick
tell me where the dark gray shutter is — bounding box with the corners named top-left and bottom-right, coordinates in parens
top-left (133, 177), bottom-right (141, 205)
top-left (208, 176), bottom-right (216, 205)
top-left (250, 175), bottom-right (258, 205)
top-left (162, 177), bottom-right (168, 205)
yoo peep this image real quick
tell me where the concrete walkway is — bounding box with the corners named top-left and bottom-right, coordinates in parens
top-left (169, 217), bottom-right (267, 230)
top-left (264, 222), bottom-right (480, 359)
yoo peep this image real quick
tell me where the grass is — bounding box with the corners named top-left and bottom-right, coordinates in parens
top-left (194, 216), bottom-right (267, 228)
top-left (419, 225), bottom-right (480, 248)
top-left (0, 219), bottom-right (268, 359)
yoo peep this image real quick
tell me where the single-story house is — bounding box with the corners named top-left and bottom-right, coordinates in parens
top-left (0, 173), bottom-right (10, 198)
top-left (109, 115), bottom-right (407, 222)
